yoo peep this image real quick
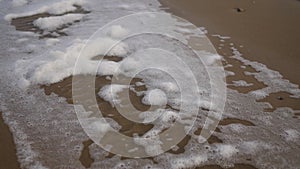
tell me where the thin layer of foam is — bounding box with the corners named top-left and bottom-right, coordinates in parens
top-left (216, 144), bottom-right (239, 158)
top-left (45, 38), bottom-right (60, 46)
top-left (22, 35), bottom-right (127, 85)
top-left (12, 0), bottom-right (27, 7)
top-left (231, 80), bottom-right (253, 87)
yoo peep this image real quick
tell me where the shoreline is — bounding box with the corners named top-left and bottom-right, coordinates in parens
top-left (1, 0), bottom-right (299, 168)
top-left (0, 112), bottom-right (20, 169)
top-left (159, 0), bottom-right (300, 85)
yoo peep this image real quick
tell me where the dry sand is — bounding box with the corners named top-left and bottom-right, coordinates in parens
top-left (159, 0), bottom-right (300, 85)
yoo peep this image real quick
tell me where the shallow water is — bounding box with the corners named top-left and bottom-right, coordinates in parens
top-left (0, 0), bottom-right (300, 169)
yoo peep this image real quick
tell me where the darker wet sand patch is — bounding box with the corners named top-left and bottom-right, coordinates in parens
top-left (257, 92), bottom-right (300, 112)
top-left (206, 35), bottom-right (267, 94)
top-left (91, 55), bottom-right (124, 62)
top-left (207, 135), bottom-right (223, 144)
top-left (219, 118), bottom-right (255, 126)
top-left (10, 5), bottom-right (89, 38)
top-left (79, 139), bottom-right (94, 168)
top-left (223, 55), bottom-right (266, 94)
top-left (42, 74), bottom-right (154, 137)
top-left (0, 112), bottom-right (20, 169)
top-left (42, 74), bottom-right (156, 164)
top-left (166, 135), bottom-right (191, 154)
top-left (294, 111), bottom-right (300, 119)
top-left (194, 128), bottom-right (223, 144)
top-left (41, 73), bottom-right (191, 164)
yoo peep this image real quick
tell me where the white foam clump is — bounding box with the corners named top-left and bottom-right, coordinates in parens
top-left (5, 0), bottom-right (86, 21)
top-left (202, 54), bottom-right (222, 65)
top-left (212, 34), bottom-right (231, 40)
top-left (232, 80), bottom-right (253, 87)
top-left (80, 116), bottom-right (112, 143)
top-left (115, 48), bottom-right (206, 115)
top-left (33, 14), bottom-right (85, 31)
top-left (142, 89), bottom-right (167, 106)
top-left (155, 81), bottom-right (179, 93)
top-left (240, 141), bottom-right (272, 154)
top-left (216, 144), bottom-right (239, 158)
top-left (98, 84), bottom-right (128, 107)
top-left (171, 154), bottom-right (208, 169)
top-left (139, 109), bottom-right (179, 125)
top-left (226, 71), bottom-right (235, 76)
top-left (160, 110), bottom-right (180, 123)
top-left (134, 130), bottom-right (164, 156)
top-left (249, 90), bottom-right (269, 99)
top-left (284, 129), bottom-right (299, 141)
top-left (84, 36), bottom-right (128, 58)
top-left (97, 61), bottom-right (120, 76)
top-left (30, 35), bottom-right (127, 84)
top-left (108, 25), bottom-right (129, 39)
top-left (139, 109), bottom-right (163, 123)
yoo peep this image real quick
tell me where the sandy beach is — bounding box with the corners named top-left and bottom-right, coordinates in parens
top-left (159, 0), bottom-right (300, 114)
top-left (0, 112), bottom-right (20, 169)
top-left (160, 0), bottom-right (300, 85)
top-left (0, 0), bottom-right (300, 168)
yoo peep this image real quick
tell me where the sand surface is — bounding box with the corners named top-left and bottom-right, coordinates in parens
top-left (1, 0), bottom-right (300, 168)
top-left (0, 112), bottom-right (20, 169)
top-left (159, 0), bottom-right (300, 85)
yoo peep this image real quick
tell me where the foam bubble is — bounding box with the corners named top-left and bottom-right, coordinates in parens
top-left (170, 154), bottom-right (208, 169)
top-left (108, 25), bottom-right (129, 39)
top-left (142, 89), bottom-right (167, 106)
top-left (284, 129), bottom-right (299, 141)
top-left (216, 144), bottom-right (238, 158)
top-left (98, 84), bottom-right (128, 107)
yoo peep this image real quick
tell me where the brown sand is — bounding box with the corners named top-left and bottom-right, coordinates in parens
top-left (258, 91), bottom-right (300, 112)
top-left (157, 1), bottom-right (299, 168)
top-left (0, 112), bottom-right (20, 169)
top-left (5, 1), bottom-right (299, 168)
top-left (159, 0), bottom-right (300, 85)
top-left (79, 139), bottom-right (94, 168)
top-left (42, 74), bottom-right (262, 168)
top-left (218, 118), bottom-right (255, 126)
top-left (159, 0), bottom-right (300, 115)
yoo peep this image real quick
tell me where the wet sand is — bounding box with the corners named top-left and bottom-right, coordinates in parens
top-left (159, 0), bottom-right (300, 85)
top-left (42, 74), bottom-right (258, 169)
top-left (40, 54), bottom-right (261, 168)
top-left (0, 112), bottom-right (20, 169)
top-left (157, 1), bottom-right (300, 168)
top-left (10, 5), bottom-right (89, 38)
top-left (3, 1), bottom-right (299, 168)
top-left (159, 0), bottom-right (300, 114)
